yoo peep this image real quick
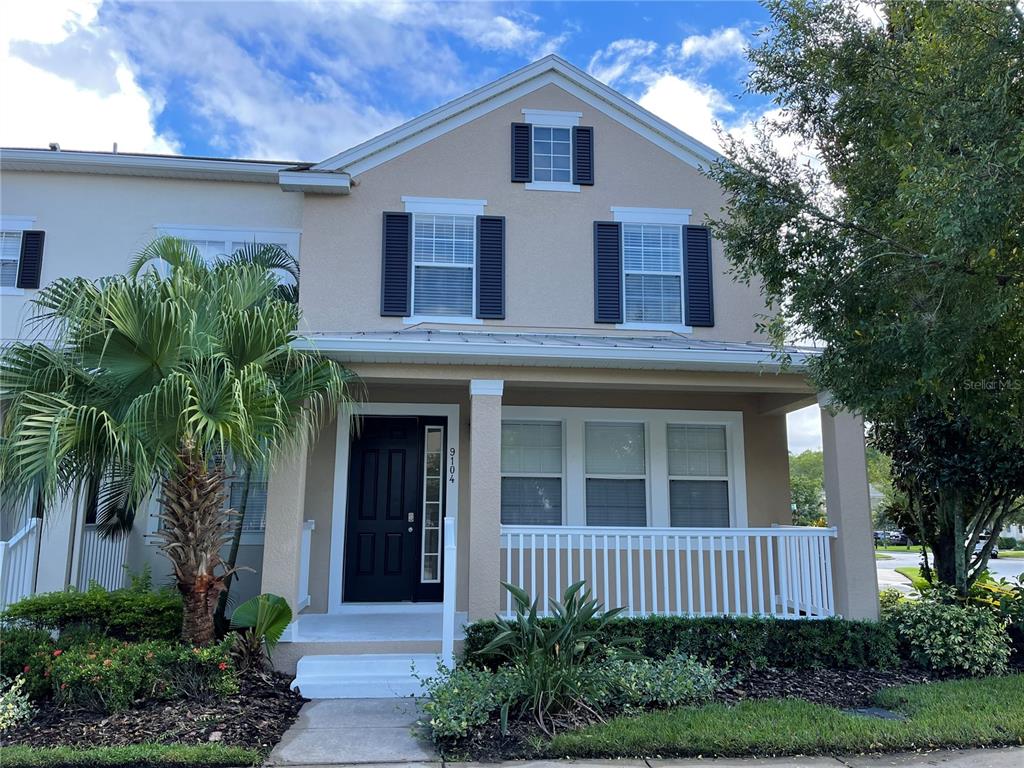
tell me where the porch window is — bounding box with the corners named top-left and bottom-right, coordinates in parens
top-left (421, 425), bottom-right (444, 582)
top-left (0, 231), bottom-right (22, 287)
top-left (584, 422), bottom-right (647, 526)
top-left (622, 223), bottom-right (683, 324)
top-left (667, 424), bottom-right (730, 527)
top-left (412, 213), bottom-right (475, 317)
top-left (500, 421), bottom-right (563, 525)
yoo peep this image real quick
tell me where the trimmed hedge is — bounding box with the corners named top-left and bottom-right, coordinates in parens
top-left (464, 615), bottom-right (901, 670)
top-left (1, 583), bottom-right (181, 642)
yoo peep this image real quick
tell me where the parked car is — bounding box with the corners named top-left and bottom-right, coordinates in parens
top-left (888, 530), bottom-right (914, 545)
top-left (873, 530), bottom-right (889, 544)
top-left (975, 540), bottom-right (1000, 559)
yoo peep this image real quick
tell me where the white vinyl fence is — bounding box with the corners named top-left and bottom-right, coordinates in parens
top-left (0, 518), bottom-right (41, 609)
top-left (76, 524), bottom-right (128, 591)
top-left (500, 525), bottom-right (837, 619)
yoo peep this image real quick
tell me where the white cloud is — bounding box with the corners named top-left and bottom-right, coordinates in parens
top-left (637, 73), bottom-right (732, 151)
top-left (788, 405), bottom-right (823, 453)
top-left (0, 0), bottom-right (178, 153)
top-left (587, 38), bottom-right (659, 87)
top-left (673, 27), bottom-right (748, 68)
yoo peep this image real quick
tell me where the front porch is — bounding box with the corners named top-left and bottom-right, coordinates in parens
top-left (259, 356), bottom-right (879, 697)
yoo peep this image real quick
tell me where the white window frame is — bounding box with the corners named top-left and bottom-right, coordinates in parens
top-left (583, 420), bottom-right (651, 526)
top-left (155, 224), bottom-right (301, 260)
top-left (401, 196), bottom-right (485, 325)
top-left (420, 424), bottom-right (445, 583)
top-left (611, 207), bottom-right (694, 334)
top-left (523, 109), bottom-right (581, 193)
top-left (666, 424), bottom-right (731, 528)
top-left (0, 216), bottom-right (36, 295)
top-left (501, 406), bottom-right (747, 528)
top-left (500, 420), bottom-right (567, 525)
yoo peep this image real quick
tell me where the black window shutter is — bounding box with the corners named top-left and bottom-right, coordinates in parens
top-left (380, 212), bottom-right (411, 317)
top-left (593, 221), bottom-right (622, 324)
top-left (476, 216), bottom-right (505, 319)
top-left (572, 126), bottom-right (594, 185)
top-left (16, 231), bottom-right (45, 289)
top-left (510, 123), bottom-right (531, 183)
top-left (684, 225), bottom-right (714, 327)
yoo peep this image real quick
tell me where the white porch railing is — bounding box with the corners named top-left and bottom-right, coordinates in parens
top-left (0, 518), bottom-right (41, 609)
top-left (441, 517), bottom-right (458, 666)
top-left (297, 520), bottom-right (315, 610)
top-left (77, 524), bottom-right (128, 591)
top-left (499, 525), bottom-right (837, 619)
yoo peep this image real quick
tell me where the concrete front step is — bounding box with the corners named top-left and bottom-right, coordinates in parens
top-left (290, 653), bottom-right (441, 699)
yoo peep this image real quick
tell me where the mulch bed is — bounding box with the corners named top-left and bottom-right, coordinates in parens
top-left (717, 666), bottom-right (932, 709)
top-left (4, 670), bottom-right (306, 752)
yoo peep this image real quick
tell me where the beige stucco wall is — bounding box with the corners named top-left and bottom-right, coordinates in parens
top-left (0, 171), bottom-right (302, 342)
top-left (297, 82), bottom-right (767, 341)
top-left (294, 365), bottom-right (797, 615)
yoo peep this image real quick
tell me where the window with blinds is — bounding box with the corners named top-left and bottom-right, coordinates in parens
top-left (500, 421), bottom-right (563, 525)
top-left (227, 470), bottom-right (268, 533)
top-left (584, 422), bottom-right (647, 526)
top-left (411, 213), bottom-right (475, 316)
top-left (667, 424), bottom-right (730, 527)
top-left (622, 223), bottom-right (683, 323)
top-left (0, 231), bottom-right (23, 287)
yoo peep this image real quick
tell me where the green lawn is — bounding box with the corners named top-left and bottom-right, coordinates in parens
top-left (894, 565), bottom-right (930, 590)
top-left (875, 553), bottom-right (893, 560)
top-left (999, 550), bottom-right (1024, 558)
top-left (0, 744), bottom-right (261, 768)
top-left (874, 545), bottom-right (925, 553)
top-left (549, 675), bottom-right (1024, 758)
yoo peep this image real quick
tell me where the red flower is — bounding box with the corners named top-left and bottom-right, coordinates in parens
top-left (23, 665), bottom-right (30, 674)
top-left (218, 662), bottom-right (228, 671)
top-left (43, 670), bottom-right (50, 678)
top-left (60, 683), bottom-right (67, 690)
top-left (53, 649), bottom-right (63, 657)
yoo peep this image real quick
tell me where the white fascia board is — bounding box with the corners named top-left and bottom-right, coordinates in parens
top-left (278, 170), bottom-right (350, 194)
top-left (0, 149), bottom-right (293, 183)
top-left (612, 207), bottom-right (692, 225)
top-left (401, 196), bottom-right (487, 215)
top-left (522, 109), bottom-right (581, 127)
top-left (293, 335), bottom-right (813, 372)
top-left (312, 55), bottom-right (722, 175)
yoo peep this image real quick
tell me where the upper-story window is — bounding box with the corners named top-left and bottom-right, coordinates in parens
top-left (0, 231), bottom-right (23, 288)
top-left (512, 110), bottom-right (593, 192)
top-left (412, 213), bottom-right (475, 317)
top-left (622, 223), bottom-right (683, 324)
top-left (532, 126), bottom-right (572, 184)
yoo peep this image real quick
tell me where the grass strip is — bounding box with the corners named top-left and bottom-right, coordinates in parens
top-left (0, 744), bottom-right (261, 768)
top-left (549, 674), bottom-right (1024, 758)
top-left (894, 565), bottom-right (930, 590)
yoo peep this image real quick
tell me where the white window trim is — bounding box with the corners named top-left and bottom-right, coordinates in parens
top-left (500, 420), bottom-right (567, 525)
top-left (525, 180), bottom-right (581, 193)
top-left (666, 424), bottom-right (731, 528)
top-left (583, 420), bottom-right (651, 526)
top-left (0, 216), bottom-right (36, 296)
top-left (612, 208), bottom-right (693, 334)
top-left (501, 406), bottom-right (748, 529)
top-left (403, 199), bottom-right (484, 325)
top-left (155, 224), bottom-right (301, 259)
top-left (402, 196), bottom-right (486, 216)
top-left (420, 424), bottom-right (445, 583)
top-left (522, 109), bottom-right (581, 128)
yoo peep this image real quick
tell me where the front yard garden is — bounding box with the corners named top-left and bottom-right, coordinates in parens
top-left (416, 579), bottom-right (1024, 761)
top-left (0, 579), bottom-right (304, 768)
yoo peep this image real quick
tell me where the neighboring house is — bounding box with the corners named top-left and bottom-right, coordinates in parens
top-left (0, 56), bottom-right (878, 697)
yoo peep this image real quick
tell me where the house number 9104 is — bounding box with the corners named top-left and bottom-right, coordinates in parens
top-left (448, 448), bottom-right (456, 484)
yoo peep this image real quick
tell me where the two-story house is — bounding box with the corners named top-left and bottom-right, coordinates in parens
top-left (0, 56), bottom-right (878, 697)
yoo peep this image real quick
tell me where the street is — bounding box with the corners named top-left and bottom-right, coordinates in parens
top-left (876, 549), bottom-right (1023, 595)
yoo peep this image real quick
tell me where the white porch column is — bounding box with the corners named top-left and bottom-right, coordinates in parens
top-left (819, 394), bottom-right (879, 620)
top-left (35, 494), bottom-right (80, 593)
top-left (468, 379), bottom-right (503, 621)
top-left (261, 437), bottom-right (310, 613)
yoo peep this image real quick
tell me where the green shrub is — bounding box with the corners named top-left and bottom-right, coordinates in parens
top-left (465, 614), bottom-right (900, 671)
top-left (0, 676), bottom-right (34, 732)
top-left (1, 581), bottom-right (181, 642)
top-left (597, 652), bottom-right (719, 711)
top-left (997, 536), bottom-right (1017, 550)
top-left (418, 663), bottom-right (520, 741)
top-left (0, 627), bottom-right (54, 681)
top-left (884, 591), bottom-right (1011, 676)
top-left (23, 639), bottom-right (237, 712)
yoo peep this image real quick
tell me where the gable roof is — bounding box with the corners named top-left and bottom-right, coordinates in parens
top-left (312, 55), bottom-right (722, 176)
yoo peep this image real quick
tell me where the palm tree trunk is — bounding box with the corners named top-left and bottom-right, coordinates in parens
top-left (215, 465), bottom-right (250, 628)
top-left (181, 574), bottom-right (225, 646)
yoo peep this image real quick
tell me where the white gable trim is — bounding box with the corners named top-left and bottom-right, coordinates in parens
top-left (312, 56), bottom-right (722, 176)
top-left (522, 108), bottom-right (581, 127)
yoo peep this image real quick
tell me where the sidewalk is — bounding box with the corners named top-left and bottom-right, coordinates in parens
top-left (266, 699), bottom-right (1022, 768)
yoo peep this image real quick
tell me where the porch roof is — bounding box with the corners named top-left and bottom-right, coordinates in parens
top-left (294, 329), bottom-right (819, 373)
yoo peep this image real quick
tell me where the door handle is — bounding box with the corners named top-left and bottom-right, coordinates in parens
top-left (407, 527), bottom-right (414, 533)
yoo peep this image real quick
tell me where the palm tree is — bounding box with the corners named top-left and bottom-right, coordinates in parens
top-left (0, 237), bottom-right (357, 644)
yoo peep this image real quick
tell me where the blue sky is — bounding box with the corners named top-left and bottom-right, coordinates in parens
top-left (0, 0), bottom-right (823, 451)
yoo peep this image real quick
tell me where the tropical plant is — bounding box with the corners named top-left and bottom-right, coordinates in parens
top-left (229, 592), bottom-right (293, 670)
top-left (0, 236), bottom-right (357, 644)
top-left (479, 581), bottom-right (632, 734)
top-left (0, 675), bottom-right (33, 731)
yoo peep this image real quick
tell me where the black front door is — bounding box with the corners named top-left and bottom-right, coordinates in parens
top-left (343, 416), bottom-right (445, 602)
